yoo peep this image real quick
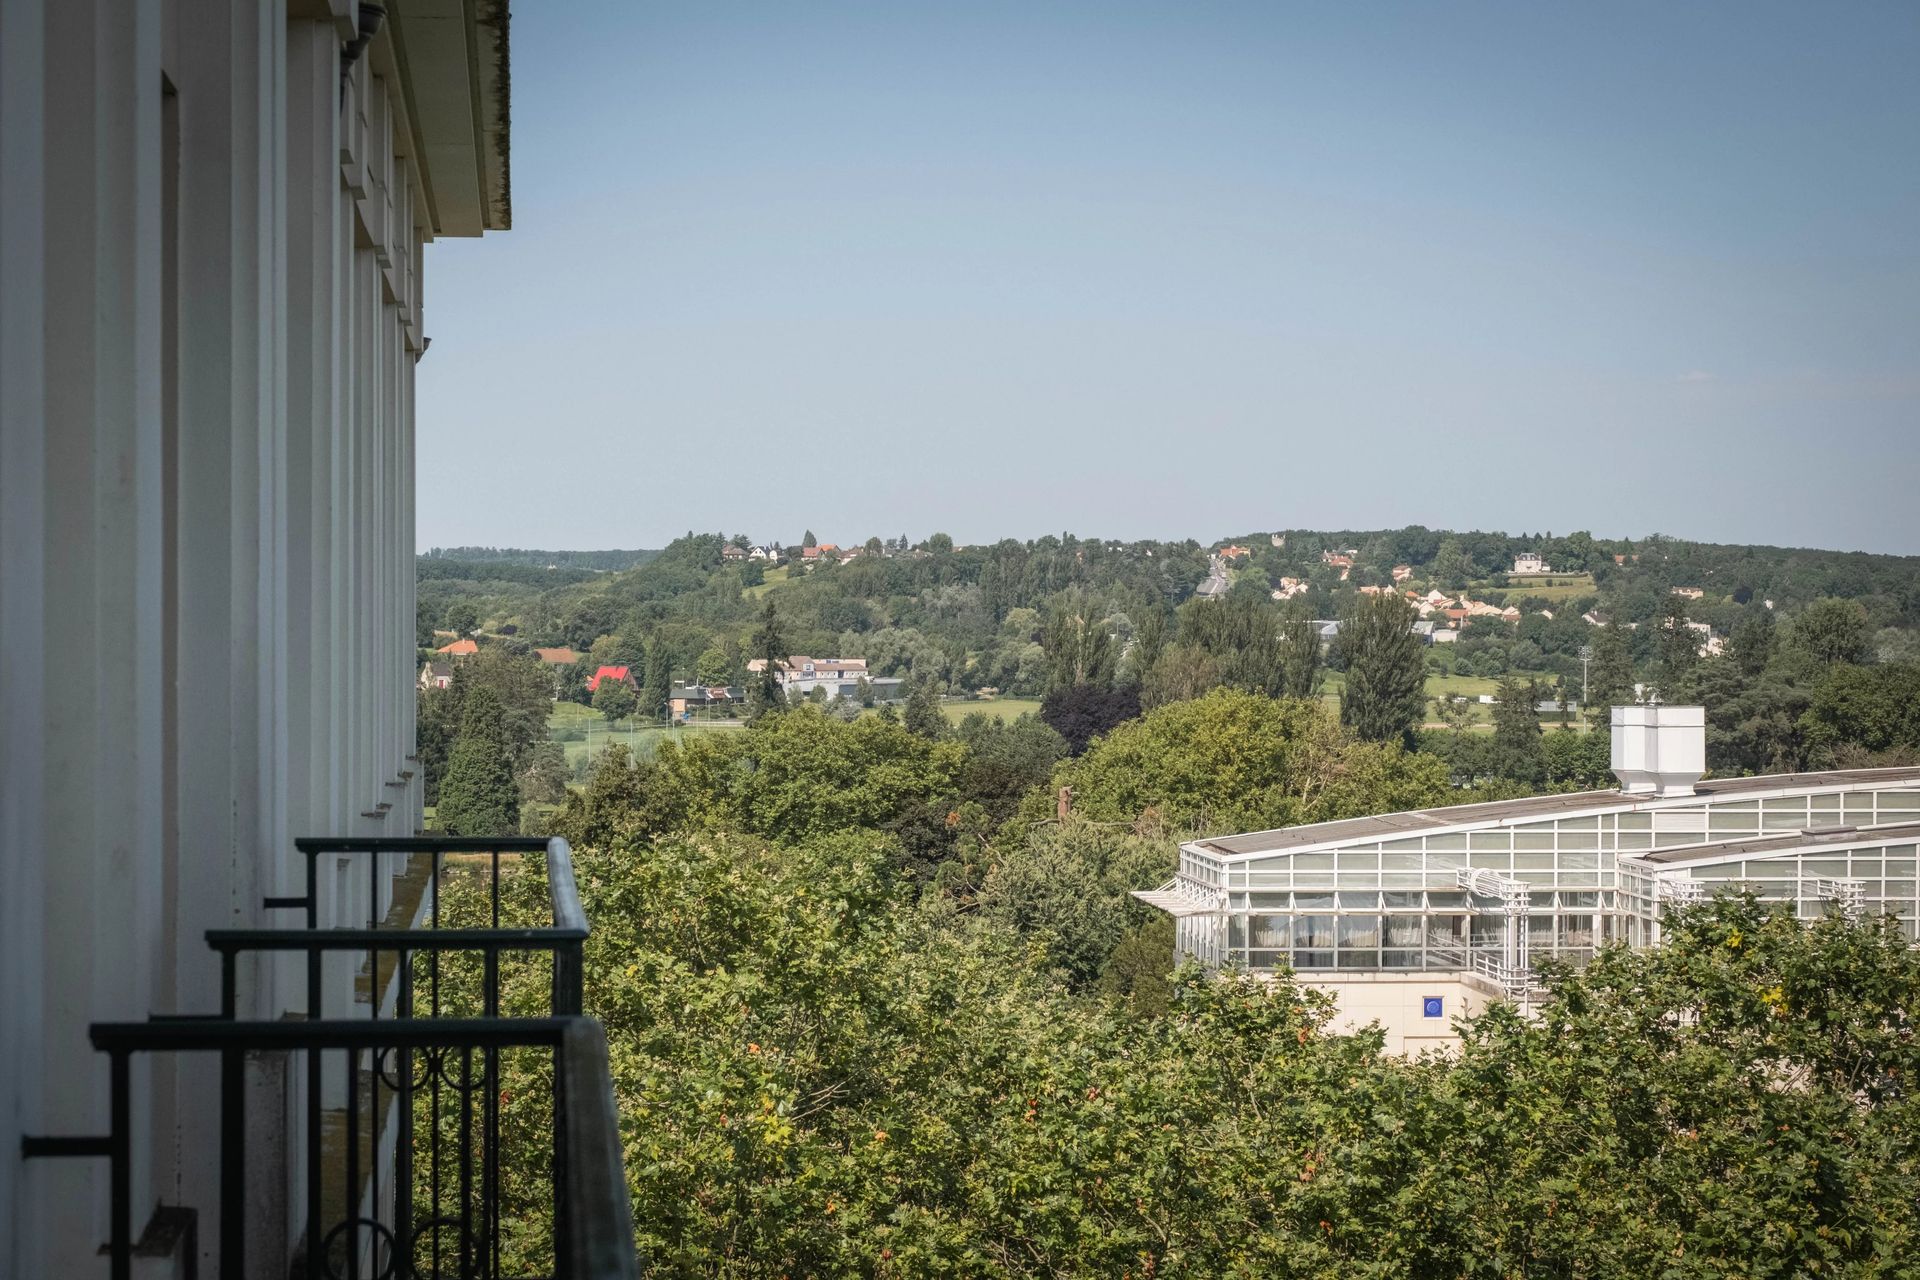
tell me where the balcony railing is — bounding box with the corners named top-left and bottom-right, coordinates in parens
top-left (24, 835), bottom-right (639, 1280)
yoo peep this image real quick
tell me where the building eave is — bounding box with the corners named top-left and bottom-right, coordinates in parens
top-left (377, 0), bottom-right (511, 238)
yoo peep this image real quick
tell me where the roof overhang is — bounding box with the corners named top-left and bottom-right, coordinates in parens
top-left (1184, 767), bottom-right (1920, 865)
top-left (374, 0), bottom-right (511, 237)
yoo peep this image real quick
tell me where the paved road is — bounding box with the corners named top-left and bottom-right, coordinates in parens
top-left (1195, 554), bottom-right (1231, 598)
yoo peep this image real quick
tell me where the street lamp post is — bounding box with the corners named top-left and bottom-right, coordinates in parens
top-left (1578, 644), bottom-right (1593, 707)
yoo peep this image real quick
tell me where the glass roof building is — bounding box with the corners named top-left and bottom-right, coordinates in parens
top-left (1136, 708), bottom-right (1920, 1016)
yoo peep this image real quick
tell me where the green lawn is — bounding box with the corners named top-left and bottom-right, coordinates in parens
top-left (1496, 572), bottom-right (1596, 602)
top-left (1315, 671), bottom-right (1573, 728)
top-left (742, 564), bottom-right (791, 599)
top-left (549, 702), bottom-right (740, 773)
top-left (940, 697), bottom-right (1044, 725)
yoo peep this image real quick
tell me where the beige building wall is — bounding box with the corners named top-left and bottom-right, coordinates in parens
top-left (0, 3), bottom-right (505, 1275)
top-left (1304, 974), bottom-right (1497, 1055)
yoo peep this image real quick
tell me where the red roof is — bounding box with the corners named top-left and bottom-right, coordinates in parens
top-left (586, 664), bottom-right (633, 692)
top-left (435, 638), bottom-right (479, 656)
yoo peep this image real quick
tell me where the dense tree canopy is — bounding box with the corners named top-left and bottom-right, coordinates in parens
top-left (471, 829), bottom-right (1920, 1277)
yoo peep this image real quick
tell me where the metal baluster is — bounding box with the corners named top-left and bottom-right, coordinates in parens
top-left (459, 1045), bottom-right (475, 1278)
top-left (484, 946), bottom-right (501, 1278)
top-left (308, 944), bottom-right (324, 1279)
top-left (110, 1051), bottom-right (131, 1280)
top-left (431, 851), bottom-right (444, 1277)
top-left (347, 1039), bottom-right (361, 1280)
top-left (395, 951), bottom-right (415, 1279)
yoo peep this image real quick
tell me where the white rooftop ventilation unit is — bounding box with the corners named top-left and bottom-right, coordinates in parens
top-left (1611, 705), bottom-right (1706, 797)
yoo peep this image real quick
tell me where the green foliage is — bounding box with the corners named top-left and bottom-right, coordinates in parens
top-left (1785, 597), bottom-right (1873, 668)
top-left (1490, 673), bottom-right (1545, 784)
top-left (640, 643), bottom-right (672, 721)
top-left (903, 677), bottom-right (946, 739)
top-left (1337, 593), bottom-right (1426, 745)
top-left (436, 687), bottom-right (520, 835)
top-left (591, 673), bottom-right (638, 723)
top-left (1584, 619), bottom-right (1636, 727)
top-left (1043, 689), bottom-right (1449, 834)
top-left (442, 599), bottom-right (480, 638)
top-left (551, 704), bottom-right (966, 858)
top-left (978, 825), bottom-right (1173, 985)
top-left (749, 599), bottom-right (788, 722)
top-left (483, 831), bottom-right (1920, 1276)
top-left (1041, 588), bottom-right (1119, 692)
top-left (695, 645), bottom-right (733, 687)
top-left (1802, 662), bottom-right (1920, 763)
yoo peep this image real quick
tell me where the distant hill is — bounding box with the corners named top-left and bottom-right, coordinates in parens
top-left (420, 546), bottom-right (659, 573)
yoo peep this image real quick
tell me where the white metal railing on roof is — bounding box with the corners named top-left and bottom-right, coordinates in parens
top-left (1129, 878), bottom-right (1219, 918)
top-left (1811, 877), bottom-right (1866, 919)
top-left (1657, 875), bottom-right (1708, 905)
top-left (1455, 867), bottom-right (1531, 910)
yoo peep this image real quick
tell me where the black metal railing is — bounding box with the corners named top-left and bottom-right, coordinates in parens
top-left (24, 836), bottom-right (638, 1280)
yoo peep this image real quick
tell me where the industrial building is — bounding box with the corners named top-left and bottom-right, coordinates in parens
top-left (1137, 706), bottom-right (1920, 1052)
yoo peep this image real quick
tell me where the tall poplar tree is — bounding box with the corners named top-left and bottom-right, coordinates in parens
top-left (1336, 593), bottom-right (1426, 745)
top-left (437, 687), bottom-right (520, 835)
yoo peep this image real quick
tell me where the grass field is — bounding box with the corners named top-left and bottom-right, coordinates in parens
top-left (1495, 572), bottom-right (1596, 602)
top-left (1316, 671), bottom-right (1573, 729)
top-left (940, 697), bottom-right (1044, 725)
top-left (548, 701), bottom-right (740, 773)
top-left (742, 564), bottom-right (791, 599)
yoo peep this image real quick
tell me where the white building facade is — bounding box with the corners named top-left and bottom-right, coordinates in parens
top-left (1, 2), bottom-right (511, 1275)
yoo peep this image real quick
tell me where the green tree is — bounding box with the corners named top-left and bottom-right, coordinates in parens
top-left (1039, 688), bottom-right (1448, 833)
top-left (1275, 600), bottom-right (1321, 699)
top-left (978, 826), bottom-right (1173, 986)
top-left (903, 677), bottom-right (946, 739)
top-left (436, 687), bottom-right (519, 835)
top-left (1041, 589), bottom-right (1117, 692)
top-left (1651, 593), bottom-right (1700, 701)
top-left (801, 529), bottom-right (818, 550)
top-left (1785, 597), bottom-right (1871, 667)
top-left (592, 673), bottom-right (637, 723)
top-left (1490, 673), bottom-right (1545, 783)
top-left (442, 599), bottom-right (480, 638)
top-left (1336, 593), bottom-right (1426, 745)
top-left (516, 739), bottom-right (572, 811)
top-left (748, 598), bottom-right (788, 722)
top-left (640, 643), bottom-right (672, 722)
top-left (1585, 620), bottom-right (1635, 727)
top-left (1801, 662), bottom-right (1920, 763)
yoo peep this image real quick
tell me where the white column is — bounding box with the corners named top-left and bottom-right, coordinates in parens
top-left (0, 0), bottom-right (49, 1270)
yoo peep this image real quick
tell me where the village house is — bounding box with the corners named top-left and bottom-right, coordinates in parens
top-left (1672, 586), bottom-right (1705, 600)
top-left (586, 664), bottom-right (637, 693)
top-left (1217, 544), bottom-right (1251, 562)
top-left (1512, 552), bottom-right (1551, 574)
top-left (669, 683), bottom-right (743, 719)
top-left (419, 659), bottom-right (454, 691)
top-left (1271, 577), bottom-right (1308, 601)
top-left (746, 655), bottom-right (885, 700)
top-left (434, 637), bottom-right (479, 657)
top-left (1391, 564), bottom-right (1413, 582)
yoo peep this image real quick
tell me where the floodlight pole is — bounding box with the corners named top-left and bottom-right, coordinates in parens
top-left (1577, 644), bottom-right (1592, 705)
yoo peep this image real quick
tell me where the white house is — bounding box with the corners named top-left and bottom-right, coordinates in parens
top-left (1512, 552), bottom-right (1550, 575)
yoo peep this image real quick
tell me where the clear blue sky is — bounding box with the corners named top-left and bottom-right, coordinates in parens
top-left (417, 1), bottom-right (1920, 554)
